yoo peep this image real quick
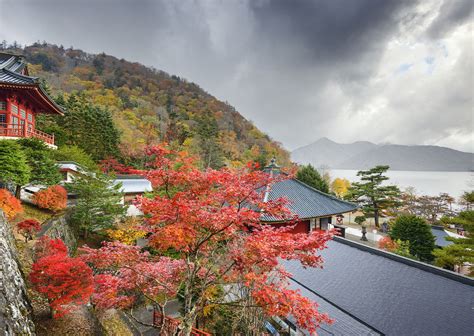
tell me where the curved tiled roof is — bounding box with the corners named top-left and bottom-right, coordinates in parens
top-left (0, 53), bottom-right (64, 115)
top-left (0, 54), bottom-right (36, 84)
top-left (262, 178), bottom-right (358, 221)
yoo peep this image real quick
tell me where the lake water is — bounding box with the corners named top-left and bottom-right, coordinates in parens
top-left (329, 169), bottom-right (474, 198)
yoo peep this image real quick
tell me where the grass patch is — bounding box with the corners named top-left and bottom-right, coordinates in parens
top-left (20, 203), bottom-right (55, 224)
top-left (96, 309), bottom-right (133, 336)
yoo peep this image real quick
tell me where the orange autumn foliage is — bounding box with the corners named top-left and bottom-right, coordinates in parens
top-left (33, 185), bottom-right (67, 212)
top-left (0, 189), bottom-right (23, 220)
top-left (378, 236), bottom-right (398, 251)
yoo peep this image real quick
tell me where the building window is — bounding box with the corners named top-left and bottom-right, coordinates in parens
top-left (0, 102), bottom-right (6, 110)
top-left (11, 104), bottom-right (18, 114)
top-left (20, 109), bottom-right (26, 118)
top-left (0, 113), bottom-right (6, 124)
top-left (27, 113), bottom-right (33, 122)
top-left (12, 116), bottom-right (19, 126)
top-left (28, 123), bottom-right (33, 131)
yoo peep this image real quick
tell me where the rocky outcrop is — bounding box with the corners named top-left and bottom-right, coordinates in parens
top-left (38, 211), bottom-right (77, 252)
top-left (0, 211), bottom-right (36, 335)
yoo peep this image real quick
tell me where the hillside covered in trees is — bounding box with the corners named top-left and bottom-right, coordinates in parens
top-left (1, 42), bottom-right (289, 168)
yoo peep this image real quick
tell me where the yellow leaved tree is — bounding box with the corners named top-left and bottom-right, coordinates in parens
top-left (331, 178), bottom-right (351, 198)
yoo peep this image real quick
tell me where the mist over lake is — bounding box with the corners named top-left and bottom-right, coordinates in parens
top-left (329, 169), bottom-right (474, 198)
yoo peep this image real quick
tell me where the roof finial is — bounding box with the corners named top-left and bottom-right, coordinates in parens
top-left (264, 157), bottom-right (280, 175)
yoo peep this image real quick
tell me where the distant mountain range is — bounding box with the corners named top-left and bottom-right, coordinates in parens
top-left (291, 138), bottom-right (474, 171)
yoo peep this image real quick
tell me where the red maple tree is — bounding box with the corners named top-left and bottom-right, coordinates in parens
top-left (0, 188), bottom-right (23, 220)
top-left (34, 236), bottom-right (68, 260)
top-left (16, 218), bottom-right (41, 242)
top-left (81, 145), bottom-right (334, 335)
top-left (33, 185), bottom-right (67, 212)
top-left (30, 237), bottom-right (93, 318)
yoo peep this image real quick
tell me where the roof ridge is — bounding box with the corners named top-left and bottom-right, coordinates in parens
top-left (0, 56), bottom-right (17, 70)
top-left (3, 68), bottom-right (38, 83)
top-left (333, 236), bottom-right (474, 286)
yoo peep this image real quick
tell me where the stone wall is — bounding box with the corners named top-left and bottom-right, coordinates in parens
top-left (0, 211), bottom-right (36, 335)
top-left (39, 211), bottom-right (77, 252)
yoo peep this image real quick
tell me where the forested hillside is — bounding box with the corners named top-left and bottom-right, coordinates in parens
top-left (1, 42), bottom-right (289, 168)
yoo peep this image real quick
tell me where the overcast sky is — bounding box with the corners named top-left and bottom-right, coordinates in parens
top-left (0, 0), bottom-right (472, 152)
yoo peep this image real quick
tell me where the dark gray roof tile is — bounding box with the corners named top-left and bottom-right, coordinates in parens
top-left (262, 178), bottom-right (357, 221)
top-left (283, 238), bottom-right (474, 336)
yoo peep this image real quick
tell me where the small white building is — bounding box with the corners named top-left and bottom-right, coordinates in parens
top-left (58, 162), bottom-right (153, 216)
top-left (113, 175), bottom-right (153, 216)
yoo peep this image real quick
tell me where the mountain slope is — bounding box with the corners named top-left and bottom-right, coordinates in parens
top-left (292, 138), bottom-right (473, 171)
top-left (3, 43), bottom-right (289, 167)
top-left (291, 138), bottom-right (377, 168)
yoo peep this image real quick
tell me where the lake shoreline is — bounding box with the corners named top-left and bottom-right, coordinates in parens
top-left (328, 169), bottom-right (473, 198)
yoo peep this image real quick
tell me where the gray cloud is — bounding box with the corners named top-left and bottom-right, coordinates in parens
top-left (0, 0), bottom-right (471, 152)
top-left (427, 0), bottom-right (473, 38)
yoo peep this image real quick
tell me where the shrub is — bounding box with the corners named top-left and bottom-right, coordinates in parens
top-left (390, 214), bottom-right (435, 262)
top-left (106, 217), bottom-right (146, 245)
top-left (378, 236), bottom-right (398, 251)
top-left (354, 215), bottom-right (366, 226)
top-left (34, 236), bottom-right (68, 260)
top-left (17, 219), bottom-right (41, 242)
top-left (33, 185), bottom-right (67, 212)
top-left (53, 145), bottom-right (98, 171)
top-left (0, 189), bottom-right (23, 220)
top-left (30, 252), bottom-right (93, 318)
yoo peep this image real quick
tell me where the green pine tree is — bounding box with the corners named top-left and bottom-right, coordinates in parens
top-left (18, 138), bottom-right (62, 186)
top-left (36, 93), bottom-right (121, 161)
top-left (433, 211), bottom-right (474, 275)
top-left (68, 172), bottom-right (125, 238)
top-left (196, 111), bottom-right (224, 169)
top-left (0, 140), bottom-right (31, 197)
top-left (390, 214), bottom-right (435, 262)
top-left (347, 165), bottom-right (400, 227)
top-left (296, 164), bottom-right (329, 193)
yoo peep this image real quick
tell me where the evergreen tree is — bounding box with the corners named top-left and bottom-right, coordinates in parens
top-left (37, 93), bottom-right (120, 161)
top-left (196, 111), bottom-right (224, 169)
top-left (390, 214), bottom-right (435, 262)
top-left (347, 165), bottom-right (400, 227)
top-left (0, 140), bottom-right (31, 197)
top-left (460, 191), bottom-right (474, 210)
top-left (18, 138), bottom-right (62, 186)
top-left (68, 173), bottom-right (125, 238)
top-left (296, 164), bottom-right (329, 193)
top-left (53, 145), bottom-right (98, 171)
top-left (433, 211), bottom-right (474, 275)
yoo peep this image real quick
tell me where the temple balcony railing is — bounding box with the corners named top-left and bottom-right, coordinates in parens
top-left (0, 122), bottom-right (55, 145)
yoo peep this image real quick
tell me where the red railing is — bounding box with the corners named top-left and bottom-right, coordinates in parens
top-left (0, 123), bottom-right (54, 145)
top-left (153, 310), bottom-right (211, 336)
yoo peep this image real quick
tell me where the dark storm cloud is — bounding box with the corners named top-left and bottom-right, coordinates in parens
top-left (250, 0), bottom-right (413, 61)
top-left (427, 0), bottom-right (473, 38)
top-left (0, 0), bottom-right (471, 151)
top-left (246, 0), bottom-right (420, 90)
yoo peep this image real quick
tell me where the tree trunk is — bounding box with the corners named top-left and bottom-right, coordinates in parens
top-left (373, 205), bottom-right (379, 228)
top-left (15, 185), bottom-right (21, 199)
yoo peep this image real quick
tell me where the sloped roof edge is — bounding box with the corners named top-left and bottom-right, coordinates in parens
top-left (333, 236), bottom-right (473, 286)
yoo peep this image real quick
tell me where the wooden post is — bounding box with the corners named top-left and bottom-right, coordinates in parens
top-left (23, 122), bottom-right (27, 137)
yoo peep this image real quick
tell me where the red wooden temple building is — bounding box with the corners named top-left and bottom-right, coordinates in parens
top-left (0, 53), bottom-right (63, 147)
top-left (262, 159), bottom-right (357, 235)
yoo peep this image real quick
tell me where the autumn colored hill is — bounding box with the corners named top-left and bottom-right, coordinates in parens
top-left (4, 42), bottom-right (289, 168)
